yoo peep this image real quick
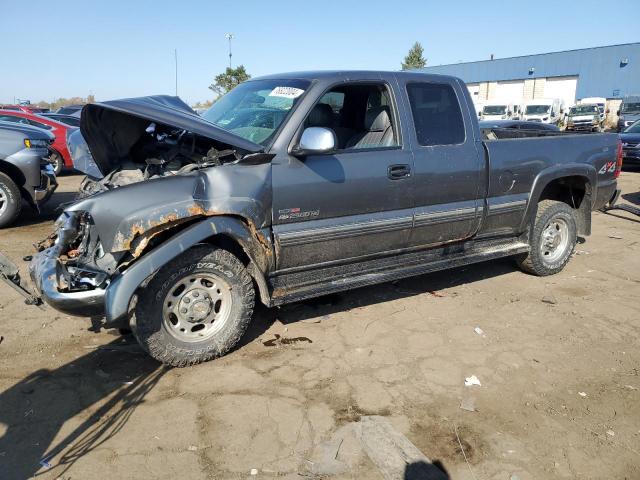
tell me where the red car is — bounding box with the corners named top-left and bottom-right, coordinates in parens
top-left (0, 110), bottom-right (75, 174)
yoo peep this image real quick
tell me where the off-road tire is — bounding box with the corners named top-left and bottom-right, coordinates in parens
top-left (0, 172), bottom-right (22, 228)
top-left (50, 151), bottom-right (63, 176)
top-left (131, 246), bottom-right (255, 367)
top-left (516, 200), bottom-right (577, 276)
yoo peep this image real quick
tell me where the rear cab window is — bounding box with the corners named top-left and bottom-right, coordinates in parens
top-left (406, 82), bottom-right (466, 146)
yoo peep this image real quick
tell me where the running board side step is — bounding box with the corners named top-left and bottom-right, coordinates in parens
top-left (0, 252), bottom-right (44, 308)
top-left (602, 189), bottom-right (640, 217)
top-left (269, 238), bottom-right (530, 306)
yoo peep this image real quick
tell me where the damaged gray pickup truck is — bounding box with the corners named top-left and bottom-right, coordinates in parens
top-left (18, 71), bottom-right (621, 366)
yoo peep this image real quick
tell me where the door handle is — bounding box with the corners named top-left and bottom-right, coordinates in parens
top-left (388, 164), bottom-right (411, 179)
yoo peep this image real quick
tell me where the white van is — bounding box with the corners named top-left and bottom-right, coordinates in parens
top-left (473, 100), bottom-right (485, 119)
top-left (480, 101), bottom-right (519, 121)
top-left (521, 98), bottom-right (563, 124)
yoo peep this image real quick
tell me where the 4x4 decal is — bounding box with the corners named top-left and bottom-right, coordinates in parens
top-left (599, 162), bottom-right (615, 174)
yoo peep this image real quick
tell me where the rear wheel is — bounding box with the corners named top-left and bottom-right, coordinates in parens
top-left (516, 200), bottom-right (577, 276)
top-left (49, 151), bottom-right (63, 176)
top-left (0, 172), bottom-right (22, 228)
top-left (131, 246), bottom-right (255, 366)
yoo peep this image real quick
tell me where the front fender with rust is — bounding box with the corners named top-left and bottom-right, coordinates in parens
top-left (67, 162), bottom-right (272, 255)
top-left (104, 216), bottom-right (273, 326)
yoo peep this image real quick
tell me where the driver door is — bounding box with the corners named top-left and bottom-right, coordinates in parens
top-left (271, 80), bottom-right (415, 270)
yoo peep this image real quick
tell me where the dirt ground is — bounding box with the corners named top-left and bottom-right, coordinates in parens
top-left (0, 171), bottom-right (638, 480)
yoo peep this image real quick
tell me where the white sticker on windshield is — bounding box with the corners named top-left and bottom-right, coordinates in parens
top-left (269, 86), bottom-right (304, 99)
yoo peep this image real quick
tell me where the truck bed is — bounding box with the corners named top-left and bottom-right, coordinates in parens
top-left (481, 130), bottom-right (619, 226)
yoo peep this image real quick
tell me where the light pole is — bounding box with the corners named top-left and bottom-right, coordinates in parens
top-left (174, 49), bottom-right (178, 96)
top-left (225, 33), bottom-right (234, 69)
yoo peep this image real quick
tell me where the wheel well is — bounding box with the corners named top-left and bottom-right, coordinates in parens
top-left (539, 176), bottom-right (590, 209)
top-left (206, 233), bottom-right (251, 267)
top-left (0, 160), bottom-right (26, 188)
top-left (538, 176), bottom-right (592, 235)
top-left (203, 233), bottom-right (272, 307)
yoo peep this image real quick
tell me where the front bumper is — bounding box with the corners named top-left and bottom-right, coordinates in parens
top-left (29, 247), bottom-right (106, 317)
top-left (622, 148), bottom-right (640, 165)
top-left (34, 164), bottom-right (57, 204)
top-left (566, 123), bottom-right (598, 131)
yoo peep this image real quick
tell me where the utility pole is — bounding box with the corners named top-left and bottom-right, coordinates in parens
top-left (225, 33), bottom-right (234, 68)
top-left (174, 49), bottom-right (178, 96)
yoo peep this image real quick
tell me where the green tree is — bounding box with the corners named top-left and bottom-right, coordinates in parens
top-left (401, 42), bottom-right (427, 70)
top-left (208, 65), bottom-right (251, 96)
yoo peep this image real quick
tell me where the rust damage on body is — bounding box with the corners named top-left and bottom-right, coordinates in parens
top-left (113, 203), bottom-right (273, 267)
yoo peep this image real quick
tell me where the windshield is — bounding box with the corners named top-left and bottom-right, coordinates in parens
top-left (202, 79), bottom-right (310, 145)
top-left (621, 102), bottom-right (640, 114)
top-left (482, 105), bottom-right (507, 115)
top-left (570, 105), bottom-right (599, 115)
top-left (624, 120), bottom-right (640, 133)
top-left (525, 105), bottom-right (551, 115)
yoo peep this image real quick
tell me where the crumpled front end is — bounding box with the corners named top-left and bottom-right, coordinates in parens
top-left (29, 211), bottom-right (107, 317)
top-left (29, 162), bottom-right (273, 319)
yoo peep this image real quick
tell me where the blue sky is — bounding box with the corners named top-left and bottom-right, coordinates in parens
top-left (1, 0), bottom-right (638, 105)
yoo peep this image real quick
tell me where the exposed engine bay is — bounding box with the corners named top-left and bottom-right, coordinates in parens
top-left (77, 123), bottom-right (240, 197)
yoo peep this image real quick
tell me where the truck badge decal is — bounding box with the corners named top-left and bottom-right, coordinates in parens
top-left (278, 207), bottom-right (320, 221)
top-left (599, 162), bottom-right (615, 174)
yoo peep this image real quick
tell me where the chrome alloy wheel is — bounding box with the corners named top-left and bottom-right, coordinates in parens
top-left (539, 218), bottom-right (570, 264)
top-left (0, 187), bottom-right (7, 217)
top-left (161, 273), bottom-right (232, 342)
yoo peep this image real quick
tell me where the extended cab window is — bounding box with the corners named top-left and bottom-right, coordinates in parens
top-left (305, 83), bottom-right (399, 150)
top-left (406, 83), bottom-right (465, 146)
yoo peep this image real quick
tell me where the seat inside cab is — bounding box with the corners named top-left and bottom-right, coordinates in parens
top-left (304, 83), bottom-right (399, 150)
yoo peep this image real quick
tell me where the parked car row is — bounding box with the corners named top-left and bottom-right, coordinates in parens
top-left (0, 103), bottom-right (85, 115)
top-left (0, 121), bottom-right (57, 227)
top-left (0, 109), bottom-right (76, 174)
top-left (476, 95), bottom-right (640, 132)
top-left (478, 98), bottom-right (567, 126)
top-left (0, 104), bottom-right (85, 227)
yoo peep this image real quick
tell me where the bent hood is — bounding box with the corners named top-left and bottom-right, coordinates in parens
top-left (79, 95), bottom-right (263, 176)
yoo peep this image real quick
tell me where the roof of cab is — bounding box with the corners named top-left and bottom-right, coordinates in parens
top-left (251, 70), bottom-right (460, 82)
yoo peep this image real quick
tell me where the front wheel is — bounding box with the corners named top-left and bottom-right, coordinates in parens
top-left (0, 172), bottom-right (22, 228)
top-left (131, 246), bottom-right (255, 366)
top-left (49, 151), bottom-right (63, 176)
top-left (516, 200), bottom-right (577, 276)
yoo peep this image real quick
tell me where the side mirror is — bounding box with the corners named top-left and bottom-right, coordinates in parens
top-left (606, 109), bottom-right (610, 114)
top-left (617, 110), bottom-right (621, 115)
top-left (292, 127), bottom-right (337, 157)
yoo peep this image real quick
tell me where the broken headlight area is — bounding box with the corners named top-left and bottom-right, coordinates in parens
top-left (37, 211), bottom-right (120, 293)
top-left (77, 123), bottom-right (239, 198)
